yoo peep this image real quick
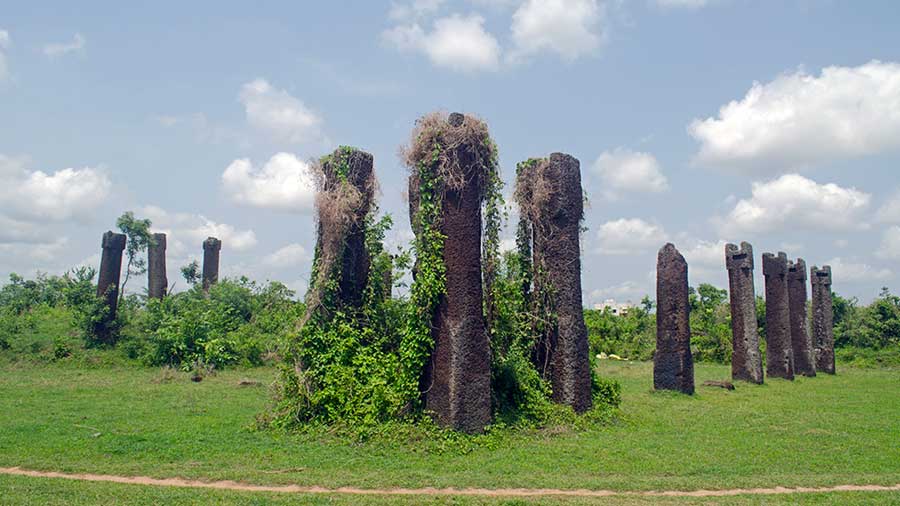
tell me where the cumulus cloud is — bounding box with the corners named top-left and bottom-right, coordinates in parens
top-left (824, 257), bottom-right (893, 282)
top-left (0, 154), bottom-right (111, 223)
top-left (383, 13), bottom-right (501, 72)
top-left (592, 148), bottom-right (668, 199)
top-left (876, 226), bottom-right (900, 261)
top-left (264, 243), bottom-right (309, 268)
top-left (509, 0), bottom-right (605, 62)
top-left (239, 79), bottom-right (323, 144)
top-left (222, 152), bottom-right (317, 213)
top-left (589, 280), bottom-right (648, 304)
top-left (689, 61), bottom-right (900, 173)
top-left (43, 33), bottom-right (85, 58)
top-left (875, 190), bottom-right (900, 224)
top-left (715, 174), bottom-right (870, 234)
top-left (142, 205), bottom-right (258, 252)
top-left (596, 218), bottom-right (667, 255)
top-left (682, 239), bottom-right (728, 268)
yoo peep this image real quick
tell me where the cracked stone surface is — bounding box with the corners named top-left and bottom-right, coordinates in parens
top-left (811, 265), bottom-right (835, 375)
top-left (763, 252), bottom-right (794, 380)
top-left (726, 242), bottom-right (764, 384)
top-left (654, 243), bottom-right (694, 394)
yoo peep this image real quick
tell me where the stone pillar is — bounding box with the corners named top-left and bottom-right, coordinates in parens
top-left (762, 252), bottom-right (794, 380)
top-left (321, 147), bottom-right (374, 309)
top-left (94, 231), bottom-right (126, 345)
top-left (788, 258), bottom-right (816, 377)
top-left (530, 153), bottom-right (592, 412)
top-left (811, 265), bottom-right (835, 374)
top-left (412, 112), bottom-right (491, 433)
top-left (654, 243), bottom-right (694, 394)
top-left (726, 242), bottom-right (764, 384)
top-left (202, 237), bottom-right (221, 293)
top-left (147, 233), bottom-right (167, 300)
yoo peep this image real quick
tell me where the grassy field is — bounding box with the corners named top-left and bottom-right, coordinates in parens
top-left (0, 359), bottom-right (898, 504)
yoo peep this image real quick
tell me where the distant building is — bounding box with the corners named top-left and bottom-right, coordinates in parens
top-left (593, 299), bottom-right (635, 316)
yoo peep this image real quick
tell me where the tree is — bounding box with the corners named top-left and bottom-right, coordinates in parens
top-left (181, 260), bottom-right (201, 287)
top-left (115, 211), bottom-right (154, 301)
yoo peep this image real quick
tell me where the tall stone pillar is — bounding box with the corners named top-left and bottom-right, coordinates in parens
top-left (94, 231), bottom-right (126, 345)
top-left (147, 233), bottom-right (168, 300)
top-left (654, 243), bottom-right (694, 394)
top-left (202, 237), bottom-right (221, 293)
top-left (811, 265), bottom-right (835, 374)
top-left (411, 112), bottom-right (491, 433)
top-left (726, 242), bottom-right (764, 384)
top-left (762, 252), bottom-right (794, 380)
top-left (531, 153), bottom-right (592, 412)
top-left (787, 258), bottom-right (816, 377)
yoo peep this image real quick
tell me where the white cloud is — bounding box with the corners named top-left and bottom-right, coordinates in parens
top-left (654, 0), bottom-right (712, 8)
top-left (715, 174), bottom-right (870, 234)
top-left (589, 280), bottom-right (648, 303)
top-left (389, 0), bottom-right (445, 21)
top-left (596, 218), bottom-right (667, 255)
top-left (509, 0), bottom-right (605, 62)
top-left (876, 226), bottom-right (900, 261)
top-left (0, 154), bottom-right (111, 223)
top-left (824, 257), bottom-right (893, 282)
top-left (592, 148), bottom-right (668, 199)
top-left (0, 29), bottom-right (10, 80)
top-left (239, 79), bottom-right (323, 144)
top-left (43, 33), bottom-right (85, 58)
top-left (383, 13), bottom-right (501, 72)
top-left (264, 243), bottom-right (309, 268)
top-left (142, 205), bottom-right (258, 252)
top-left (689, 61), bottom-right (900, 173)
top-left (682, 239), bottom-right (727, 268)
top-left (875, 190), bottom-right (900, 224)
top-left (221, 152), bottom-right (317, 213)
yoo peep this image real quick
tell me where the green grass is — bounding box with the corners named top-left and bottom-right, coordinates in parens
top-left (0, 359), bottom-right (898, 504)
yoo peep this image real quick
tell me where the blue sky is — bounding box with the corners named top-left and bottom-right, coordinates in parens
top-left (1, 0), bottom-right (899, 304)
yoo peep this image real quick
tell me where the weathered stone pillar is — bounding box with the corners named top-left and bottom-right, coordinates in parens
top-left (94, 231), bottom-right (126, 345)
top-left (202, 237), bottom-right (221, 293)
top-left (811, 265), bottom-right (835, 374)
top-left (409, 112), bottom-right (491, 433)
top-left (788, 258), bottom-right (816, 377)
top-left (147, 233), bottom-right (167, 300)
top-left (316, 147), bottom-right (374, 310)
top-left (654, 243), bottom-right (694, 394)
top-left (726, 242), bottom-right (764, 384)
top-left (531, 153), bottom-right (592, 412)
top-left (762, 252), bottom-right (794, 380)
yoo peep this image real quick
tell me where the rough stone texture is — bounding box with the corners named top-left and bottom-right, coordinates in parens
top-left (762, 252), bottom-right (794, 380)
top-left (147, 233), bottom-right (168, 300)
top-left (530, 153), bottom-right (592, 412)
top-left (94, 231), bottom-right (126, 345)
top-left (416, 112), bottom-right (492, 433)
top-left (788, 258), bottom-right (816, 377)
top-left (654, 243), bottom-right (694, 394)
top-left (202, 237), bottom-right (221, 293)
top-left (726, 242), bottom-right (764, 384)
top-left (319, 147), bottom-right (374, 309)
top-left (811, 265), bottom-right (835, 375)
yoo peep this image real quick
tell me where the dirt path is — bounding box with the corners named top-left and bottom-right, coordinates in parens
top-left (2, 467), bottom-right (899, 498)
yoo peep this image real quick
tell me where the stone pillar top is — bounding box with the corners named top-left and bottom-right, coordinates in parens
top-left (102, 230), bottom-right (127, 250)
top-left (762, 251), bottom-right (788, 276)
top-left (152, 233), bottom-right (167, 250)
top-left (448, 112), bottom-right (465, 126)
top-left (811, 265), bottom-right (832, 286)
top-left (203, 237), bottom-right (221, 252)
top-left (788, 258), bottom-right (807, 281)
top-left (659, 242), bottom-right (685, 262)
top-left (725, 241), bottom-right (753, 271)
